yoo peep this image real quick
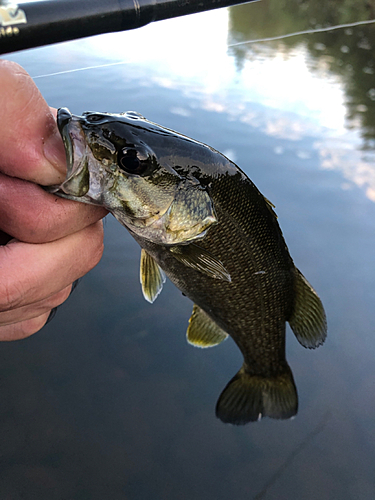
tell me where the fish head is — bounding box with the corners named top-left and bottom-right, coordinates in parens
top-left (54, 108), bottom-right (219, 245)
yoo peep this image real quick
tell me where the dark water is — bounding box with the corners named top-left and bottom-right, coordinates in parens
top-left (3, 1), bottom-right (375, 498)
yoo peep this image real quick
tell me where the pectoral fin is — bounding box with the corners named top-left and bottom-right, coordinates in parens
top-left (288, 268), bottom-right (327, 348)
top-left (140, 249), bottom-right (166, 303)
top-left (165, 184), bottom-right (217, 243)
top-left (187, 305), bottom-right (228, 348)
top-left (170, 244), bottom-right (231, 282)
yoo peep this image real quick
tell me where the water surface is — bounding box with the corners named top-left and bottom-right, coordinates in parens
top-left (2, 1), bottom-right (375, 498)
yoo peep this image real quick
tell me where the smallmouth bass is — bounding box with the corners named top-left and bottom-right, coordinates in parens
top-left (48, 108), bottom-right (327, 425)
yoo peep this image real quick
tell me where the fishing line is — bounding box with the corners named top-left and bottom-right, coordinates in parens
top-left (31, 17), bottom-right (375, 80)
top-left (31, 60), bottom-right (133, 80)
top-left (252, 411), bottom-right (332, 500)
top-left (228, 18), bottom-right (375, 48)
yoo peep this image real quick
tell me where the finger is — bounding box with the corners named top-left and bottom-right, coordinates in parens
top-left (0, 285), bottom-right (72, 327)
top-left (0, 221), bottom-right (104, 313)
top-left (0, 173), bottom-right (107, 243)
top-left (0, 312), bottom-right (52, 341)
top-left (0, 60), bottom-right (66, 185)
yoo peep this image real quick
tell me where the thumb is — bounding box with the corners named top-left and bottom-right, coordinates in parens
top-left (0, 59), bottom-right (66, 185)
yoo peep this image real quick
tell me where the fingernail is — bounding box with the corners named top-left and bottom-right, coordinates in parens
top-left (43, 128), bottom-right (67, 179)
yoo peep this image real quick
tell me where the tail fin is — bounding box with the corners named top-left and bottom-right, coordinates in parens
top-left (215, 364), bottom-right (298, 425)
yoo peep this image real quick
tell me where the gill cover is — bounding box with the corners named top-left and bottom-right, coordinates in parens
top-left (114, 178), bottom-right (218, 246)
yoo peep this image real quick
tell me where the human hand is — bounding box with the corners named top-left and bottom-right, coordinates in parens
top-left (0, 60), bottom-right (108, 340)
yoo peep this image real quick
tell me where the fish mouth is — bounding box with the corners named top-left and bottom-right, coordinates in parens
top-left (57, 107), bottom-right (73, 136)
top-left (57, 108), bottom-right (74, 177)
top-left (55, 107), bottom-right (90, 197)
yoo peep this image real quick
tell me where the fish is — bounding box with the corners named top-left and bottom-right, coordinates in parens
top-left (48, 108), bottom-right (327, 425)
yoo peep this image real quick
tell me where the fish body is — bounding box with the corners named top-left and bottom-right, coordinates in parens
top-left (49, 108), bottom-right (327, 424)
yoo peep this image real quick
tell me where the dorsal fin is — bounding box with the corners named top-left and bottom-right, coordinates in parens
top-left (170, 244), bottom-right (231, 282)
top-left (187, 305), bottom-right (228, 348)
top-left (140, 249), bottom-right (166, 303)
top-left (263, 195), bottom-right (278, 218)
top-left (288, 268), bottom-right (327, 348)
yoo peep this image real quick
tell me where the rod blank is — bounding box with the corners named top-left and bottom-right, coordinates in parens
top-left (0, 0), bottom-right (255, 55)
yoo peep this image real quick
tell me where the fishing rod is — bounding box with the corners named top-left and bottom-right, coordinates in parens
top-left (0, 0), bottom-right (256, 55)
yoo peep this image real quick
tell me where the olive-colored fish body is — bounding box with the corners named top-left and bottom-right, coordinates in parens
top-left (49, 108), bottom-right (327, 425)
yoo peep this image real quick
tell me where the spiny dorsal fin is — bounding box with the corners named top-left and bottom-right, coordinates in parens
top-left (170, 244), bottom-right (231, 282)
top-left (216, 364), bottom-right (298, 425)
top-left (140, 249), bottom-right (166, 303)
top-left (263, 195), bottom-right (278, 218)
top-left (288, 268), bottom-right (327, 349)
top-left (187, 305), bottom-right (228, 348)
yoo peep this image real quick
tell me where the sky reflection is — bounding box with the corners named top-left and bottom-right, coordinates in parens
top-left (3, 3), bottom-right (375, 498)
top-left (26, 3), bottom-right (375, 203)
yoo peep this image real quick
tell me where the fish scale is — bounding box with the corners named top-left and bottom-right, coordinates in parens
top-left (48, 108), bottom-right (327, 424)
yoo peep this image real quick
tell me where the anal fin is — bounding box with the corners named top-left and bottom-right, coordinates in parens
top-left (216, 364), bottom-right (298, 425)
top-left (140, 249), bottom-right (166, 303)
top-left (187, 305), bottom-right (228, 348)
top-left (289, 268), bottom-right (327, 349)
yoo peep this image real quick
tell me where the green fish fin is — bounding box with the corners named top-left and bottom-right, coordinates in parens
top-left (288, 268), bottom-right (327, 349)
top-left (140, 249), bottom-right (166, 303)
top-left (187, 305), bottom-right (229, 348)
top-left (170, 244), bottom-right (231, 282)
top-left (216, 364), bottom-right (298, 425)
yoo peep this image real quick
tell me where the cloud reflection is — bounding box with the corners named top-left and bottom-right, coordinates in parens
top-left (316, 138), bottom-right (375, 200)
top-left (28, 5), bottom-right (375, 202)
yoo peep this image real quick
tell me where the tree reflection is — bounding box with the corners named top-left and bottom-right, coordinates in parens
top-left (228, 0), bottom-right (375, 148)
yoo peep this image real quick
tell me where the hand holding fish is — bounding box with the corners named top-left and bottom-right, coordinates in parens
top-left (0, 60), bottom-right (107, 340)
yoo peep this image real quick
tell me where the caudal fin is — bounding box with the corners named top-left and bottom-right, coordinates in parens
top-left (215, 364), bottom-right (298, 425)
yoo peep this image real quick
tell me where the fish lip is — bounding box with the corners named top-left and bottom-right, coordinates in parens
top-left (56, 108), bottom-right (90, 195)
top-left (57, 107), bottom-right (73, 133)
top-left (57, 107), bottom-right (74, 178)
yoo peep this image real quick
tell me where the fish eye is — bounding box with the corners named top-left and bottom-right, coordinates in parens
top-left (118, 147), bottom-right (150, 175)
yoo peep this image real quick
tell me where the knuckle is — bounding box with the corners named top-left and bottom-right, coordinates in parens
top-left (0, 280), bottom-right (25, 313)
